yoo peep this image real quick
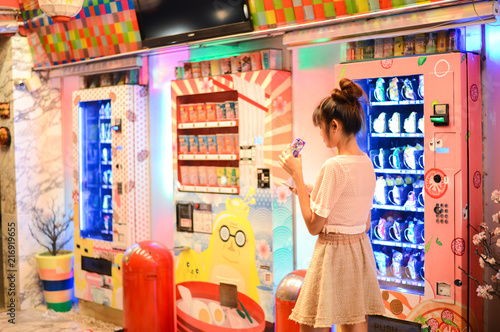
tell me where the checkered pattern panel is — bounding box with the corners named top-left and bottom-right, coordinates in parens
top-left (20, 0), bottom-right (141, 68)
top-left (273, 0), bottom-right (296, 25)
top-left (323, 0), bottom-right (336, 18)
top-left (20, 0), bottom-right (445, 63)
top-left (312, 0), bottom-right (326, 19)
top-left (249, 0), bottom-right (269, 30)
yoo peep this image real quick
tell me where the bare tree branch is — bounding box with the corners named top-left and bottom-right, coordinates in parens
top-left (29, 199), bottom-right (73, 256)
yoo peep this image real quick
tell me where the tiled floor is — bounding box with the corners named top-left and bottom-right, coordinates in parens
top-left (0, 307), bottom-right (121, 332)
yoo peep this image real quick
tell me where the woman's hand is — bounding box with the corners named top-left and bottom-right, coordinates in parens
top-left (278, 147), bottom-right (303, 179)
top-left (279, 148), bottom-right (320, 234)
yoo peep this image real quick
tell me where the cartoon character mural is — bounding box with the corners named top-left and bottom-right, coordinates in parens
top-left (171, 71), bottom-right (293, 330)
top-left (175, 248), bottom-right (207, 283)
top-left (74, 208), bottom-right (94, 300)
top-left (174, 188), bottom-right (267, 330)
top-left (202, 188), bottom-right (260, 303)
top-left (111, 253), bottom-right (124, 308)
top-left (174, 188), bottom-right (261, 304)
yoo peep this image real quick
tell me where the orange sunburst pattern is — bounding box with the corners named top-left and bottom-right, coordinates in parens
top-left (171, 70), bottom-right (292, 188)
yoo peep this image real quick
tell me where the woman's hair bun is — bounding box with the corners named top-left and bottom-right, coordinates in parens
top-left (316, 78), bottom-right (366, 136)
top-left (331, 78), bottom-right (363, 102)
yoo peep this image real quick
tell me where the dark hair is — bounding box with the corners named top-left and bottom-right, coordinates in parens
top-left (312, 78), bottom-right (366, 137)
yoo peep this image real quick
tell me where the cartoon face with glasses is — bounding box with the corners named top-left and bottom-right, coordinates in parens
top-left (203, 191), bottom-right (261, 304)
top-left (219, 225), bottom-right (246, 247)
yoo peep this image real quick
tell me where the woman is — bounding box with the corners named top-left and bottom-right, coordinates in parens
top-left (279, 78), bottom-right (385, 332)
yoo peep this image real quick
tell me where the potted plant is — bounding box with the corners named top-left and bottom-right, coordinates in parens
top-left (30, 198), bottom-right (74, 312)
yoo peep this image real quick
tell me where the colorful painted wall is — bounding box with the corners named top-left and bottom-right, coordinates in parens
top-left (18, 0), bottom-right (460, 67)
top-left (7, 0), bottom-right (500, 324)
top-left (170, 69), bottom-right (293, 329)
top-left (146, 36), bottom-right (289, 249)
top-left (147, 47), bottom-right (190, 249)
top-left (20, 0), bottom-right (142, 67)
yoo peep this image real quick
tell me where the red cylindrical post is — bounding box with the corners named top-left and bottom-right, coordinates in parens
top-left (275, 269), bottom-right (307, 332)
top-left (122, 241), bottom-right (175, 332)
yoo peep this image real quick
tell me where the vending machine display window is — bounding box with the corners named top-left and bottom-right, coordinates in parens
top-left (356, 75), bottom-right (425, 296)
top-left (78, 99), bottom-right (113, 242)
top-left (176, 90), bottom-right (240, 195)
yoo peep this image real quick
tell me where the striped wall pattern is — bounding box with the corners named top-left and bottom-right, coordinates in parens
top-left (171, 70), bottom-right (292, 186)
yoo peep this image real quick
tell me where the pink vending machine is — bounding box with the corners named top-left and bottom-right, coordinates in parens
top-left (335, 53), bottom-right (483, 331)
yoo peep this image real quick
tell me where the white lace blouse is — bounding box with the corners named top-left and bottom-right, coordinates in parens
top-left (309, 154), bottom-right (376, 234)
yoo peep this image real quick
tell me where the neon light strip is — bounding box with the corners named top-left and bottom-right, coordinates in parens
top-left (78, 104), bottom-right (84, 235)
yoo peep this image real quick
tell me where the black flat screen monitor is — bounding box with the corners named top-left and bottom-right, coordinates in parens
top-left (133, 0), bottom-right (254, 48)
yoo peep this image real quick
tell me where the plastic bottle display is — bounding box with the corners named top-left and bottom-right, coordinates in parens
top-left (343, 29), bottom-right (462, 61)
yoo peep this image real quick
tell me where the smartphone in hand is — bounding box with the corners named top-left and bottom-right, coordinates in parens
top-left (281, 181), bottom-right (296, 190)
top-left (290, 137), bottom-right (305, 157)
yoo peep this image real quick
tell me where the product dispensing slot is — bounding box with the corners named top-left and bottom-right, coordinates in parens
top-left (81, 256), bottom-right (112, 276)
top-left (430, 104), bottom-right (449, 126)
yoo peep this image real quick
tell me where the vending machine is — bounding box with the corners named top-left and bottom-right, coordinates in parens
top-left (335, 53), bottom-right (483, 331)
top-left (72, 85), bottom-right (150, 309)
top-left (170, 70), bottom-right (293, 331)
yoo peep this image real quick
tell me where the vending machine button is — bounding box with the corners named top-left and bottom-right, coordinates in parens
top-left (434, 174), bottom-right (442, 183)
top-left (434, 206), bottom-right (443, 214)
top-left (454, 279), bottom-right (463, 287)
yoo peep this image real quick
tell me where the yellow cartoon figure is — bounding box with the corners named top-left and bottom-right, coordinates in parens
top-left (202, 188), bottom-right (261, 303)
top-left (175, 248), bottom-right (207, 283)
top-left (73, 204), bottom-right (94, 297)
top-left (111, 253), bottom-right (124, 309)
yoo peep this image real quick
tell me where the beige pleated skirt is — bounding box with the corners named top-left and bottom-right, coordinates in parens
top-left (289, 232), bottom-right (385, 327)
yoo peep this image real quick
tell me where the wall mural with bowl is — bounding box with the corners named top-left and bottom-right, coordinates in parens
top-left (171, 71), bottom-right (294, 331)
